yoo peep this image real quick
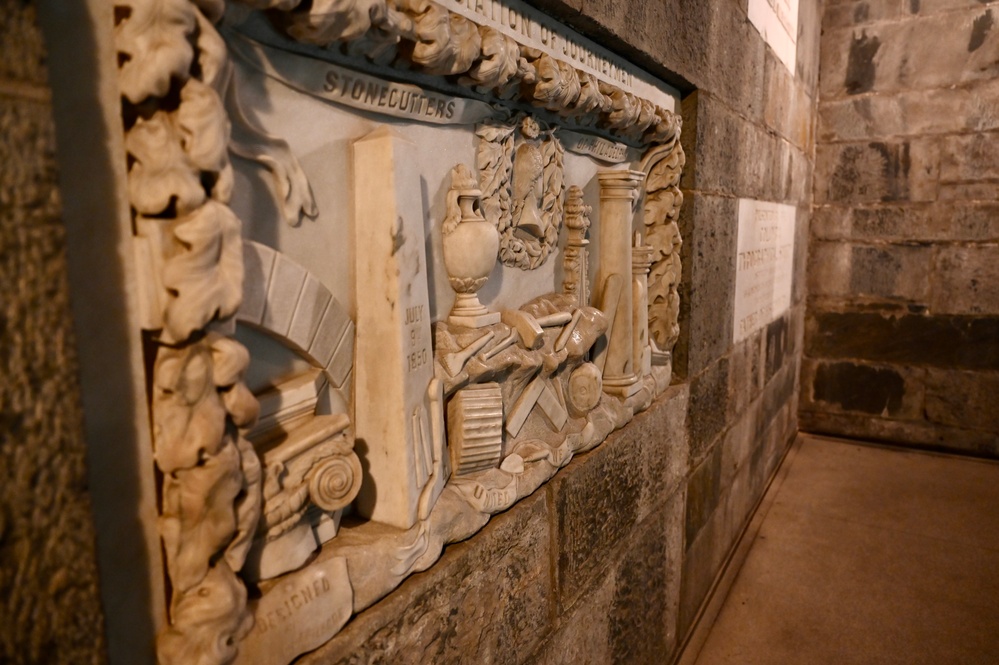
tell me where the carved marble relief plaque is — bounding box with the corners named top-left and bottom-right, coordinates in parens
top-left (112, 0), bottom-right (687, 663)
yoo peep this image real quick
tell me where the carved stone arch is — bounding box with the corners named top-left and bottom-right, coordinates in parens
top-left (237, 241), bottom-right (355, 402)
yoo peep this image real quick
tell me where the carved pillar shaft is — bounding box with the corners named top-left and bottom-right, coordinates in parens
top-left (353, 127), bottom-right (444, 530)
top-left (632, 241), bottom-right (655, 379)
top-left (562, 185), bottom-right (591, 308)
top-left (596, 170), bottom-right (644, 396)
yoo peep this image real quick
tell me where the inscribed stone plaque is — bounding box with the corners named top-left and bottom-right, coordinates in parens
top-left (237, 556), bottom-right (352, 665)
top-left (748, 0), bottom-right (799, 73)
top-left (733, 199), bottom-right (796, 342)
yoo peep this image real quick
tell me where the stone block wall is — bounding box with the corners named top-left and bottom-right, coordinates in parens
top-left (0, 0), bottom-right (107, 662)
top-left (804, 0), bottom-right (999, 456)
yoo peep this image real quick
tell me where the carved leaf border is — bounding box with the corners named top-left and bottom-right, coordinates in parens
top-left (112, 2), bottom-right (685, 664)
top-left (115, 2), bottom-right (261, 664)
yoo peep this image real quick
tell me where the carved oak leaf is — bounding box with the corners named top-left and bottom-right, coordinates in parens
top-left (224, 436), bottom-right (262, 572)
top-left (176, 79), bottom-right (231, 176)
top-left (648, 108), bottom-right (681, 144)
top-left (162, 200), bottom-right (244, 344)
top-left (153, 343), bottom-right (227, 473)
top-left (282, 0), bottom-right (389, 45)
top-left (126, 112), bottom-right (206, 217)
top-left (157, 562), bottom-right (251, 665)
top-left (408, 3), bottom-right (482, 75)
top-left (533, 56), bottom-right (581, 111)
top-left (465, 27), bottom-right (519, 90)
top-left (568, 71), bottom-right (609, 120)
top-left (646, 142), bottom-right (685, 194)
top-left (115, 0), bottom-right (197, 103)
top-left (605, 88), bottom-right (641, 130)
top-left (160, 438), bottom-right (243, 593)
top-left (194, 10), bottom-right (229, 91)
top-left (191, 0), bottom-right (225, 23)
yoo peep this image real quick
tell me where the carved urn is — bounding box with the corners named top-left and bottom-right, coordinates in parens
top-left (443, 164), bottom-right (501, 328)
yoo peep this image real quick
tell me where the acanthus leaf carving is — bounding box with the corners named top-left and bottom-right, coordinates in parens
top-left (152, 342), bottom-right (228, 474)
top-left (162, 199), bottom-right (244, 344)
top-left (176, 78), bottom-right (232, 176)
top-left (642, 139), bottom-right (686, 354)
top-left (156, 562), bottom-right (252, 665)
top-left (125, 111), bottom-right (208, 217)
top-left (405, 1), bottom-right (482, 75)
top-left (160, 436), bottom-right (245, 593)
top-left (115, 0), bottom-right (198, 103)
top-left (462, 26), bottom-right (519, 91)
top-left (281, 0), bottom-right (390, 46)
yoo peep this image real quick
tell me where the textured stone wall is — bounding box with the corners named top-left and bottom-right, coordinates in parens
top-left (0, 0), bottom-right (108, 662)
top-left (804, 0), bottom-right (999, 456)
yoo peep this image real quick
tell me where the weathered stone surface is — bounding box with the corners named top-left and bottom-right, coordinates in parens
top-left (684, 443), bottom-right (722, 551)
top-left (807, 311), bottom-right (999, 370)
top-left (526, 490), bottom-right (684, 665)
top-left (524, 567), bottom-right (615, 665)
top-left (757, 357), bottom-right (798, 439)
top-left (932, 245), bottom-right (999, 315)
top-left (609, 509), bottom-right (670, 665)
top-left (765, 315), bottom-right (790, 383)
top-left (820, 8), bottom-right (999, 99)
top-left (811, 361), bottom-right (907, 416)
top-left (939, 131), bottom-right (999, 185)
top-left (819, 78), bottom-right (999, 142)
top-left (301, 491), bottom-right (552, 665)
top-left (815, 139), bottom-right (940, 204)
top-left (823, 0), bottom-right (903, 30)
top-left (677, 483), bottom-right (727, 640)
top-left (727, 329), bottom-right (765, 421)
top-left (0, 1), bottom-right (47, 86)
top-left (799, 410), bottom-right (999, 458)
top-left (924, 368), bottom-right (999, 432)
top-left (550, 389), bottom-right (687, 612)
top-left (802, 358), bottom-right (924, 419)
top-left (687, 357), bottom-right (730, 465)
top-left (850, 244), bottom-right (933, 302)
top-left (0, 95), bottom-right (107, 662)
top-left (813, 203), bottom-right (999, 243)
top-left (676, 194), bottom-right (736, 379)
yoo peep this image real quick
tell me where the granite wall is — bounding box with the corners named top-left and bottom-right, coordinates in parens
top-left (0, 0), bottom-right (107, 662)
top-left (804, 0), bottom-right (999, 457)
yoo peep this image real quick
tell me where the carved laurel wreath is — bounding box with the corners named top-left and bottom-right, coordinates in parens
top-left (476, 118), bottom-right (565, 270)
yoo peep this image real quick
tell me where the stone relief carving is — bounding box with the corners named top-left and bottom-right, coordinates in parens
top-left (115, 3), bottom-right (262, 665)
top-left (113, 1), bottom-right (686, 663)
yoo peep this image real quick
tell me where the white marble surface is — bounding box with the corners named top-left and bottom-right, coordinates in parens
top-left (748, 0), bottom-right (799, 73)
top-left (733, 199), bottom-right (797, 342)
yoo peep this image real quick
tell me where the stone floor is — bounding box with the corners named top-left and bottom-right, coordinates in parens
top-left (680, 433), bottom-right (999, 665)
